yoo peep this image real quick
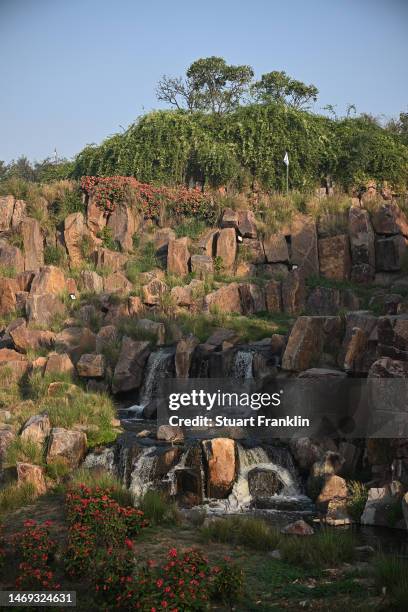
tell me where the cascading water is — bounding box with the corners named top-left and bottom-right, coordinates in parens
top-left (231, 350), bottom-right (253, 380)
top-left (129, 446), bottom-right (160, 498)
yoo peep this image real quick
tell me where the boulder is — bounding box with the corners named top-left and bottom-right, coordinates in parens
top-left (206, 328), bottom-right (240, 348)
top-left (282, 316), bottom-right (322, 371)
top-left (154, 227), bottom-right (176, 251)
top-left (21, 217), bottom-right (44, 272)
top-left (76, 353), bottom-right (105, 378)
top-left (80, 270), bottom-right (104, 294)
top-left (339, 311), bottom-right (378, 373)
top-left (64, 212), bottom-right (87, 266)
top-left (248, 467), bottom-right (284, 497)
top-left (235, 261), bottom-right (257, 277)
top-left (204, 283), bottom-right (242, 314)
top-left (86, 195), bottom-right (107, 235)
top-left (264, 279), bottom-right (282, 312)
top-left (349, 206), bottom-right (375, 283)
top-left (95, 325), bottom-right (118, 353)
top-left (167, 237), bottom-right (190, 276)
top-left (107, 202), bottom-right (139, 252)
top-left (142, 278), bottom-right (167, 305)
top-left (290, 437), bottom-right (326, 472)
top-left (0, 348), bottom-right (30, 382)
top-left (26, 293), bottom-right (65, 326)
top-left (9, 320), bottom-right (55, 353)
top-left (198, 229), bottom-right (218, 257)
top-left (281, 519), bottom-right (314, 536)
top-left (263, 235), bottom-right (289, 263)
top-left (190, 254), bottom-right (213, 278)
top-left (289, 215), bottom-right (319, 278)
top-left (0, 277), bottom-right (17, 315)
top-left (0, 195), bottom-right (15, 231)
top-left (112, 337), bottom-right (151, 394)
top-left (46, 427), bottom-right (87, 468)
top-left (377, 315), bottom-right (408, 361)
top-left (30, 265), bottom-right (66, 295)
top-left (220, 208), bottom-right (239, 230)
top-left (157, 425), bottom-right (184, 443)
top-left (136, 319), bottom-right (166, 345)
top-left (281, 269), bottom-right (306, 315)
top-left (240, 238), bottom-right (264, 264)
top-left (128, 295), bottom-right (144, 316)
top-left (175, 335), bottom-right (199, 378)
top-left (369, 356), bottom-right (408, 378)
top-left (171, 285), bottom-right (193, 307)
top-left (202, 438), bottom-right (236, 498)
top-left (318, 235), bottom-right (351, 280)
top-left (239, 283), bottom-right (266, 315)
top-left (55, 327), bottom-right (96, 363)
top-left (215, 228), bottom-right (237, 270)
top-left (20, 413), bottom-right (51, 445)
top-left (360, 486), bottom-right (397, 527)
top-left (372, 202), bottom-right (408, 237)
top-left (15, 271), bottom-right (35, 292)
top-left (375, 235), bottom-right (406, 271)
top-left (16, 462), bottom-right (47, 495)
top-left (103, 271), bottom-right (132, 294)
top-left (44, 352), bottom-right (75, 377)
top-left (94, 248), bottom-right (128, 272)
top-left (12, 199), bottom-right (26, 229)
top-left (316, 475), bottom-right (348, 510)
top-left (238, 210), bottom-right (258, 238)
top-left (0, 428), bottom-right (15, 462)
top-left (0, 240), bottom-right (24, 274)
top-left (306, 286), bottom-right (359, 316)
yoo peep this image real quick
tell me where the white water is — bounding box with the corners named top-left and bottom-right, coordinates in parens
top-left (129, 446), bottom-right (160, 499)
top-left (124, 350), bottom-right (173, 420)
top-left (231, 350), bottom-right (253, 379)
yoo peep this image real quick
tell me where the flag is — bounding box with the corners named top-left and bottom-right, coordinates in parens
top-left (283, 152), bottom-right (289, 166)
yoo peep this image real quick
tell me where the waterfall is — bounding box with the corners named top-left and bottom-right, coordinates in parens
top-left (129, 446), bottom-right (159, 499)
top-left (231, 350), bottom-right (253, 380)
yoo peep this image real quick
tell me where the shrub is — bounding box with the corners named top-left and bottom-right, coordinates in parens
top-left (201, 516), bottom-right (281, 551)
top-left (5, 437), bottom-right (44, 467)
top-left (139, 490), bottom-right (180, 525)
top-left (44, 244), bottom-right (67, 267)
top-left (280, 527), bottom-right (356, 568)
top-left (175, 218), bottom-right (207, 239)
top-left (13, 520), bottom-right (60, 590)
top-left (69, 469), bottom-right (133, 507)
top-left (347, 481), bottom-right (368, 522)
top-left (96, 227), bottom-right (121, 252)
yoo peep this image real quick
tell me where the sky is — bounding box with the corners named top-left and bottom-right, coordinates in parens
top-left (0, 0), bottom-right (407, 163)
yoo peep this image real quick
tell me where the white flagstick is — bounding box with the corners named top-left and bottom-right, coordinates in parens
top-left (283, 151), bottom-right (289, 195)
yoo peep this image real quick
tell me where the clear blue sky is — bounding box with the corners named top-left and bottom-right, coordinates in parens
top-left (0, 0), bottom-right (407, 163)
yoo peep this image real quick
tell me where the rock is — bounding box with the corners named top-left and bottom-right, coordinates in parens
top-left (47, 382), bottom-right (79, 397)
top-left (76, 353), bottom-right (105, 378)
top-left (86, 195), bottom-right (107, 235)
top-left (239, 283), bottom-right (266, 315)
top-left (127, 295), bottom-right (143, 316)
top-left (248, 467), bottom-right (284, 497)
top-left (282, 316), bottom-right (340, 371)
top-left (204, 283), bottom-right (242, 314)
top-left (198, 229), bottom-right (218, 257)
top-left (240, 238), bottom-right (265, 264)
top-left (95, 325), bottom-right (118, 353)
top-left (263, 235), bottom-right (289, 263)
top-left (238, 210), bottom-right (257, 238)
top-left (318, 235), bottom-right (351, 280)
top-left (167, 237), bottom-right (190, 276)
top-left (361, 486), bottom-right (397, 527)
top-left (235, 261), bottom-right (257, 277)
top-left (316, 475), bottom-right (348, 510)
top-left (94, 248), bottom-right (127, 272)
top-left (64, 212), bottom-right (88, 266)
top-left (369, 356), bottom-right (408, 378)
top-left (80, 270), bottom-right (103, 294)
top-left (0, 348), bottom-right (30, 381)
top-left (154, 227), bottom-right (176, 251)
top-left (46, 427), bottom-right (87, 468)
top-left (55, 327), bottom-right (96, 363)
top-left (0, 241), bottom-right (24, 274)
top-left (103, 271), bottom-right (132, 294)
top-left (265, 279), bottom-right (282, 312)
top-left (0, 195), bottom-right (15, 231)
top-left (44, 352), bottom-right (75, 377)
top-left (16, 462), bottom-right (47, 495)
top-left (190, 254), bottom-right (213, 278)
top-left (349, 206), bottom-right (375, 283)
top-left (290, 438), bottom-right (325, 472)
top-left (157, 425), bottom-right (184, 443)
top-left (137, 319), bottom-right (166, 345)
top-left (139, 269), bottom-right (165, 284)
top-left (20, 413), bottom-right (51, 445)
top-left (0, 278), bottom-right (17, 315)
top-left (375, 235), bottom-right (406, 271)
top-left (30, 266), bottom-right (66, 295)
top-left (377, 315), bottom-right (408, 361)
top-left (306, 286), bottom-right (359, 316)
top-left (339, 311), bottom-right (378, 373)
top-left (372, 202), bottom-right (408, 237)
top-left (21, 217), bottom-right (44, 272)
top-left (290, 215), bottom-right (319, 278)
top-left (170, 285), bottom-right (193, 307)
top-left (369, 293), bottom-right (402, 316)
top-left (0, 428), bottom-right (15, 462)
top-left (26, 293), bottom-right (65, 326)
top-left (142, 278), bottom-right (167, 305)
top-left (282, 269), bottom-right (306, 315)
top-left (402, 492), bottom-right (408, 529)
top-left (9, 320), bottom-right (55, 353)
top-left (15, 271), bottom-right (35, 292)
top-left (202, 438), bottom-right (236, 498)
top-left (220, 208), bottom-right (239, 229)
top-left (206, 328), bottom-right (240, 348)
top-left (281, 519), bottom-right (314, 536)
top-left (175, 335), bottom-right (199, 378)
top-left (215, 228), bottom-right (237, 270)
top-left (107, 202), bottom-right (139, 252)
top-left (112, 337), bottom-right (151, 394)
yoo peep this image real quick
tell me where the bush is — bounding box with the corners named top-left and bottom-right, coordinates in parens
top-left (69, 468), bottom-right (133, 507)
top-left (200, 516), bottom-right (281, 551)
top-left (347, 481), bottom-right (368, 522)
top-left (139, 490), bottom-right (179, 525)
top-left (280, 527), bottom-right (356, 568)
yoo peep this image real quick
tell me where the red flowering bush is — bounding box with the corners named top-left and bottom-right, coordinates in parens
top-left (80, 176), bottom-right (218, 223)
top-left (13, 520), bottom-right (60, 590)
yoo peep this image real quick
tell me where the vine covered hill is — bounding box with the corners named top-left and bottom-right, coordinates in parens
top-left (72, 104), bottom-right (408, 192)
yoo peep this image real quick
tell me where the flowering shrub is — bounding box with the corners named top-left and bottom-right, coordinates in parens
top-left (80, 176), bottom-right (218, 223)
top-left (13, 520), bottom-right (60, 590)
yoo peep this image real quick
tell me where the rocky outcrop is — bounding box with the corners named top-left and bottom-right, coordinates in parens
top-left (282, 316), bottom-right (342, 371)
top-left (375, 235), bottom-right (406, 271)
top-left (30, 266), bottom-right (66, 295)
top-left (80, 270), bottom-right (104, 294)
top-left (190, 254), bottom-right (213, 278)
top-left (318, 235), bottom-right (351, 280)
top-left (175, 335), bottom-right (199, 378)
top-left (106, 202), bottom-right (139, 252)
top-left (290, 215), bottom-right (319, 278)
top-left (263, 235), bottom-right (289, 263)
top-left (339, 311), bottom-right (378, 373)
top-left (26, 293), bottom-right (65, 326)
top-left (215, 228), bottom-right (237, 270)
top-left (372, 202), bottom-right (408, 237)
top-left (281, 270), bottom-right (305, 315)
top-left (20, 413), bottom-right (51, 445)
top-left (202, 438), bottom-right (236, 498)
top-left (0, 240), bottom-right (24, 274)
top-left (55, 327), bottom-right (96, 363)
top-left (21, 217), bottom-right (44, 272)
top-left (64, 212), bottom-right (88, 267)
top-left (349, 206), bottom-right (375, 283)
top-left (167, 238), bottom-right (190, 276)
top-left (16, 462), bottom-right (47, 495)
top-left (76, 353), bottom-right (105, 378)
top-left (112, 337), bottom-right (151, 394)
top-left (44, 352), bottom-right (75, 377)
top-left (204, 283), bottom-right (242, 314)
top-left (9, 319), bottom-right (55, 353)
top-left (377, 315), bottom-right (408, 361)
top-left (46, 427), bottom-right (87, 468)
top-left (103, 271), bottom-right (132, 294)
top-left (0, 277), bottom-right (17, 315)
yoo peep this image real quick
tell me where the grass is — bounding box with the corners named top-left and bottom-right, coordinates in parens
top-left (374, 554), bottom-right (408, 609)
top-left (0, 366), bottom-right (21, 408)
top-left (347, 481), bottom-right (368, 522)
top-left (280, 527), bottom-right (356, 569)
top-left (44, 244), bottom-right (68, 267)
top-left (200, 516), bottom-right (281, 551)
top-left (126, 241), bottom-right (160, 283)
top-left (117, 317), bottom-right (158, 343)
top-left (139, 490), bottom-right (180, 525)
top-left (174, 218), bottom-right (207, 240)
top-left (22, 370), bottom-right (75, 402)
top-left (0, 482), bottom-right (38, 516)
top-left (309, 193), bottom-right (351, 236)
top-left (5, 437), bottom-right (44, 467)
top-left (68, 468), bottom-right (133, 506)
top-left (0, 264), bottom-right (17, 278)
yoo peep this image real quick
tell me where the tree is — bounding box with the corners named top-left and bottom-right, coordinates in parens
top-left (6, 155), bottom-right (36, 181)
top-left (157, 56), bottom-right (254, 114)
top-left (386, 111), bottom-right (408, 145)
top-left (251, 70), bottom-right (318, 109)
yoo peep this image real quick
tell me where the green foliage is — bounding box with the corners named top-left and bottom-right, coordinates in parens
top-left (280, 527), bottom-right (356, 569)
top-left (0, 482), bottom-right (37, 516)
top-left (200, 516), bottom-right (281, 551)
top-left (44, 244), bottom-right (67, 267)
top-left (347, 481), bottom-right (369, 522)
top-left (96, 227), bottom-right (121, 252)
top-left (374, 554), bottom-right (408, 609)
top-left (174, 217), bottom-right (207, 239)
top-left (139, 490), bottom-right (180, 525)
top-left (69, 468), bottom-right (133, 507)
top-left (251, 70), bottom-right (319, 109)
top-left (5, 437), bottom-right (44, 467)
